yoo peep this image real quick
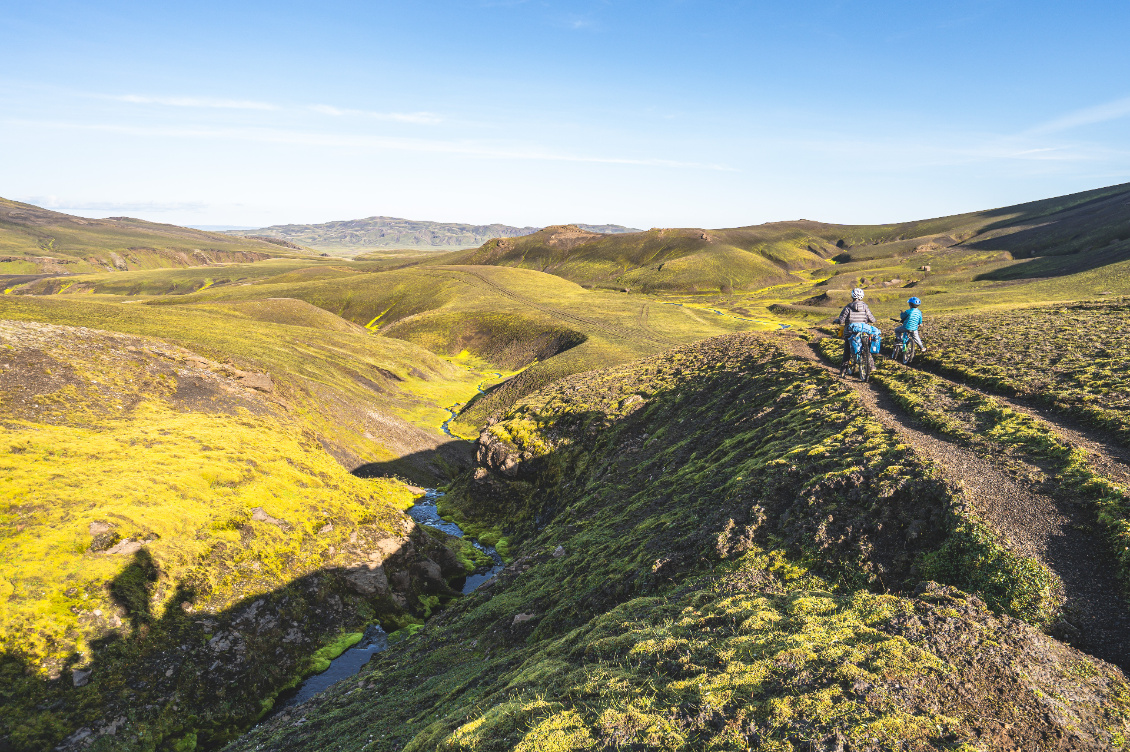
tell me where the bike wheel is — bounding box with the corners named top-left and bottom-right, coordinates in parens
top-left (903, 341), bottom-right (916, 365)
top-left (860, 353), bottom-right (872, 382)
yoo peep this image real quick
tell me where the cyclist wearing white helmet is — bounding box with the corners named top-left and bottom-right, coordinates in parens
top-left (833, 288), bottom-right (877, 365)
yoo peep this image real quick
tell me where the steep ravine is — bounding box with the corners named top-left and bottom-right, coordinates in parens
top-left (265, 491), bottom-right (504, 713)
top-left (226, 332), bottom-right (1130, 752)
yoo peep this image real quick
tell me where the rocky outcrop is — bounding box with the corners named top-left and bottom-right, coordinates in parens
top-left (25, 519), bottom-right (470, 752)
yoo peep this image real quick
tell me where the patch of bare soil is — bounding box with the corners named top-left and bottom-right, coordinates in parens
top-left (784, 334), bottom-right (1130, 671)
top-left (0, 319), bottom-right (278, 426)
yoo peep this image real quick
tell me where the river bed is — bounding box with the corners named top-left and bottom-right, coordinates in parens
top-left (275, 489), bottom-right (503, 707)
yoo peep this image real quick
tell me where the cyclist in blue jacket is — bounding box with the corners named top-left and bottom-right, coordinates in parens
top-left (895, 297), bottom-right (926, 352)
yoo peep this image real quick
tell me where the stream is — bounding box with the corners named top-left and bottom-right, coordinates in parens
top-left (276, 490), bottom-right (504, 708)
top-left (441, 372), bottom-right (503, 437)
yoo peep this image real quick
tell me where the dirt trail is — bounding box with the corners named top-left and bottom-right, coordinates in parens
top-left (784, 335), bottom-right (1130, 670)
top-left (961, 387), bottom-right (1130, 487)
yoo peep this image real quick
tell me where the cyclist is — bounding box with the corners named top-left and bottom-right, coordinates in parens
top-left (894, 297), bottom-right (926, 353)
top-left (833, 288), bottom-right (876, 366)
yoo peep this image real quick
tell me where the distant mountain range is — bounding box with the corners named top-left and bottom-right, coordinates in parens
top-left (225, 216), bottom-right (640, 252)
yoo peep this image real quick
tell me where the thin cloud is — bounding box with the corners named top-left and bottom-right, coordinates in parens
top-left (558, 13), bottom-right (600, 31)
top-left (100, 92), bottom-right (439, 123)
top-left (1025, 95), bottom-right (1130, 135)
top-left (783, 131), bottom-right (1117, 170)
top-left (308, 104), bottom-right (441, 124)
top-left (18, 196), bottom-right (208, 213)
top-left (6, 119), bottom-right (737, 171)
top-left (110, 94), bottom-right (279, 111)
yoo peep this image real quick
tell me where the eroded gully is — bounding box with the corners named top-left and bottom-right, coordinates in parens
top-left (276, 489), bottom-right (504, 709)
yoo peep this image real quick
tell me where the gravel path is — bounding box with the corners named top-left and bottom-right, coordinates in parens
top-left (785, 335), bottom-right (1130, 670)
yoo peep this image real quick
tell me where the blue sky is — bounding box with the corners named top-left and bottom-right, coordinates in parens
top-left (2, 0), bottom-right (1129, 228)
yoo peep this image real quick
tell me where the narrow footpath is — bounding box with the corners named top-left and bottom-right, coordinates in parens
top-left (784, 335), bottom-right (1130, 671)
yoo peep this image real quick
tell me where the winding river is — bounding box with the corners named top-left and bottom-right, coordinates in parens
top-left (441, 372), bottom-right (503, 438)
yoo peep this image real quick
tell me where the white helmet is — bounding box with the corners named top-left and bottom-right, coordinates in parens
top-left (851, 288), bottom-right (865, 300)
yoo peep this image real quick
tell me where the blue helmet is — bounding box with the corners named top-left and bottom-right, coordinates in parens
top-left (908, 297), bottom-right (921, 306)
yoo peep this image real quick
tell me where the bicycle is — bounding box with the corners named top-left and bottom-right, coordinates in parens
top-left (840, 328), bottom-right (875, 382)
top-left (889, 318), bottom-right (920, 365)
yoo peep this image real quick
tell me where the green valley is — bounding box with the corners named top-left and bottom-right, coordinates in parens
top-left (2, 182), bottom-right (1130, 752)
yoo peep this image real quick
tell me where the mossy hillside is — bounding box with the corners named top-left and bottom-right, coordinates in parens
top-left (165, 262), bottom-right (753, 429)
top-left (227, 334), bottom-right (1130, 752)
top-left (384, 311), bottom-right (586, 372)
top-left (912, 298), bottom-right (1130, 447)
top-left (0, 198), bottom-right (299, 275)
top-left (427, 183), bottom-right (1130, 299)
top-left (696, 182), bottom-right (1130, 329)
top-left (228, 568), bottom-right (1130, 751)
top-left (453, 334), bottom-right (1056, 626)
top-left (434, 225), bottom-right (838, 294)
top-left (8, 258), bottom-right (366, 296)
top-left (7, 260), bottom-right (754, 457)
top-left (0, 294), bottom-right (487, 477)
top-left (0, 316), bottom-right (483, 751)
top-left (0, 397), bottom-right (416, 672)
top-left (871, 365), bottom-right (1130, 595)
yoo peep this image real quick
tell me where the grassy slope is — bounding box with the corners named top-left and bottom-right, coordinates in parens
top-left (0, 310), bottom-right (485, 751)
top-left (0, 260), bottom-right (752, 748)
top-left (0, 294), bottom-right (485, 472)
top-left (0, 198), bottom-right (303, 276)
top-left (427, 182), bottom-right (1130, 303)
top-left (229, 334), bottom-right (1129, 752)
top-left (913, 298), bottom-right (1130, 445)
top-left (12, 262), bottom-right (752, 435)
top-left (434, 224), bottom-right (838, 294)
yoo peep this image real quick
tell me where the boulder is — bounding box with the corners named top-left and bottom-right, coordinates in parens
top-left (103, 539), bottom-right (143, 556)
top-left (88, 531), bottom-right (120, 553)
top-left (429, 544), bottom-right (464, 578)
top-left (343, 565), bottom-right (389, 596)
top-left (251, 507), bottom-right (284, 526)
top-left (410, 558), bottom-right (449, 594)
top-left (236, 371), bottom-right (274, 394)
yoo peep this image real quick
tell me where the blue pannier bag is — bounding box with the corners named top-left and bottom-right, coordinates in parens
top-left (846, 322), bottom-right (866, 355)
top-left (868, 324), bottom-right (882, 354)
top-left (846, 323), bottom-right (881, 356)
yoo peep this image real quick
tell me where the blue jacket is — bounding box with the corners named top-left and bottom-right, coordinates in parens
top-left (900, 308), bottom-right (922, 331)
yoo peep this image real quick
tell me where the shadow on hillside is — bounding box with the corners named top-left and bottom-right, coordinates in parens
top-left (352, 443), bottom-right (475, 487)
top-left (970, 185), bottom-right (1130, 235)
top-left (0, 273), bottom-right (64, 290)
top-left (963, 188), bottom-right (1130, 282)
top-left (974, 242), bottom-right (1130, 282)
top-left (0, 529), bottom-right (446, 752)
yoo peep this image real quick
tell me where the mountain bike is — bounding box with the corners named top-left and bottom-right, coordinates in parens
top-left (840, 331), bottom-right (875, 382)
top-left (889, 319), bottom-right (918, 365)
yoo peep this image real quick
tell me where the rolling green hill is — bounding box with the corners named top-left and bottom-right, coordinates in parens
top-left (0, 198), bottom-right (304, 276)
top-left (433, 182), bottom-right (1130, 297)
top-left (226, 216), bottom-right (641, 255)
